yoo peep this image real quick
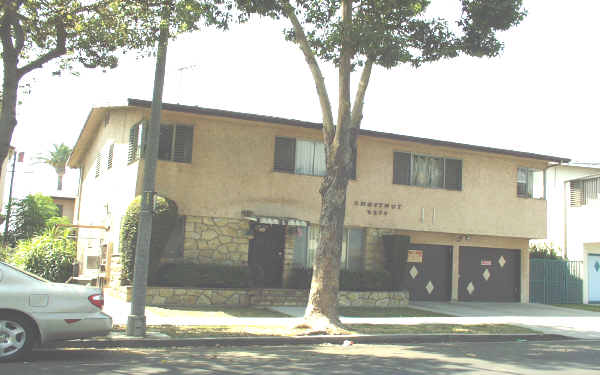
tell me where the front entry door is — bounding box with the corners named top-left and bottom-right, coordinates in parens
top-left (589, 254), bottom-right (600, 303)
top-left (249, 224), bottom-right (285, 288)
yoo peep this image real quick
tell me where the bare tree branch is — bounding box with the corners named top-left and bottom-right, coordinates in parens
top-left (282, 1), bottom-right (335, 145)
top-left (17, 18), bottom-right (66, 78)
top-left (350, 57), bottom-right (374, 130)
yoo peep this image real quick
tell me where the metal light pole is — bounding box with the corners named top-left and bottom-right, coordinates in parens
top-left (127, 3), bottom-right (171, 337)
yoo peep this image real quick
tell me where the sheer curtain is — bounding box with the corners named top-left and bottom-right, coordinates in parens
top-left (295, 140), bottom-right (314, 175)
top-left (313, 142), bottom-right (326, 176)
top-left (429, 157), bottom-right (444, 188)
top-left (412, 155), bottom-right (428, 186)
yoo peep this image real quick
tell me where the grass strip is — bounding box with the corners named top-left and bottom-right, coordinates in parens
top-left (112, 323), bottom-right (537, 338)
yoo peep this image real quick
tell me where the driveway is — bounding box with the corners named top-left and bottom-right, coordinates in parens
top-left (409, 302), bottom-right (600, 339)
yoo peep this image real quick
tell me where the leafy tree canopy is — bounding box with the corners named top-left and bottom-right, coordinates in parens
top-left (235, 0), bottom-right (526, 68)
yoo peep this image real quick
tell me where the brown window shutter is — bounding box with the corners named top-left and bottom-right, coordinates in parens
top-left (95, 153), bottom-right (101, 178)
top-left (173, 125), bottom-right (193, 162)
top-left (107, 144), bottom-right (114, 169)
top-left (444, 158), bottom-right (462, 191)
top-left (274, 137), bottom-right (295, 172)
top-left (158, 125), bottom-right (174, 161)
top-left (127, 125), bottom-right (138, 163)
top-left (393, 152), bottom-right (411, 185)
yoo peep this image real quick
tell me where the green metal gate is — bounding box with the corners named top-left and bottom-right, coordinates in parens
top-left (530, 259), bottom-right (583, 304)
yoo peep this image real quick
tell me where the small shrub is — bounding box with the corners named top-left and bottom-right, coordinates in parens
top-left (0, 246), bottom-right (16, 262)
top-left (286, 267), bottom-right (312, 289)
top-left (340, 269), bottom-right (394, 291)
top-left (120, 195), bottom-right (178, 285)
top-left (10, 228), bottom-right (76, 282)
top-left (286, 267), bottom-right (394, 291)
top-left (530, 243), bottom-right (562, 259)
top-left (5, 193), bottom-right (60, 245)
top-left (156, 263), bottom-right (249, 288)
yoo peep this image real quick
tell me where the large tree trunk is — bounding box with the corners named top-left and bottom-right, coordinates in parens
top-left (0, 48), bottom-right (20, 179)
top-left (304, 145), bottom-right (350, 328)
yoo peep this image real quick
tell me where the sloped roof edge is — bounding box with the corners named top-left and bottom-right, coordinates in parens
top-left (128, 98), bottom-right (571, 164)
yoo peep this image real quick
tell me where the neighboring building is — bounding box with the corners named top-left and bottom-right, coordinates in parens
top-left (67, 99), bottom-right (570, 303)
top-left (50, 195), bottom-right (76, 223)
top-left (534, 163), bottom-right (600, 303)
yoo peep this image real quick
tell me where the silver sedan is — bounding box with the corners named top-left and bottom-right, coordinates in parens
top-left (0, 261), bottom-right (112, 361)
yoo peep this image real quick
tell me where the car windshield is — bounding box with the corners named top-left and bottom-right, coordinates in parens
top-left (0, 261), bottom-right (50, 283)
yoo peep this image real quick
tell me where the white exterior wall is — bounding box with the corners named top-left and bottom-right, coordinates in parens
top-left (536, 165), bottom-right (600, 257)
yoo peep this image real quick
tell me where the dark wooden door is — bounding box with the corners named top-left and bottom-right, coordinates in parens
top-left (459, 246), bottom-right (520, 302)
top-left (404, 244), bottom-right (452, 301)
top-left (248, 224), bottom-right (285, 288)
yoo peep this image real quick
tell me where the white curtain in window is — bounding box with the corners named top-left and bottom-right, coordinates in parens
top-left (295, 140), bottom-right (314, 175)
top-left (313, 142), bottom-right (327, 176)
top-left (429, 157), bottom-right (444, 188)
top-left (412, 155), bottom-right (429, 186)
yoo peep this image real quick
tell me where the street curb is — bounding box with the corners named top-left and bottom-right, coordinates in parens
top-left (44, 333), bottom-right (576, 349)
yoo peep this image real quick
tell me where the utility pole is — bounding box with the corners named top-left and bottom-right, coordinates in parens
top-left (127, 3), bottom-right (171, 337)
top-left (3, 149), bottom-right (17, 246)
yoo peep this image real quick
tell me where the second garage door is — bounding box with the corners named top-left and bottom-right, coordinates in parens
top-left (459, 246), bottom-right (521, 302)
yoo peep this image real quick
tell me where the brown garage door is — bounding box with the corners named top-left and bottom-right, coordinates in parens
top-left (459, 246), bottom-right (520, 302)
top-left (404, 244), bottom-right (452, 301)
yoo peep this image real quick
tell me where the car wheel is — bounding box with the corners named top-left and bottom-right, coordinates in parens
top-left (0, 313), bottom-right (35, 362)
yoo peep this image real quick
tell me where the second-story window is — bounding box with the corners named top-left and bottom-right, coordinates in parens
top-left (517, 167), bottom-right (543, 199)
top-left (274, 136), bottom-right (356, 178)
top-left (570, 177), bottom-right (600, 207)
top-left (158, 124), bottom-right (193, 163)
top-left (393, 152), bottom-right (462, 191)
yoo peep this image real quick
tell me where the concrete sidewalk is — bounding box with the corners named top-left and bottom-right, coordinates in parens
top-left (102, 295), bottom-right (600, 341)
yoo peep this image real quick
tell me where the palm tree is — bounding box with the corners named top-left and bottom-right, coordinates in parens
top-left (37, 144), bottom-right (72, 191)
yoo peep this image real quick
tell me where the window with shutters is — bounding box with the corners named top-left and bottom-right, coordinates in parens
top-left (158, 124), bottom-right (193, 163)
top-left (107, 144), bottom-right (114, 169)
top-left (127, 122), bottom-right (144, 164)
top-left (299, 225), bottom-right (364, 270)
top-left (95, 152), bottom-right (101, 178)
top-left (517, 167), bottom-right (544, 199)
top-left (393, 152), bottom-right (462, 191)
top-left (274, 136), bottom-right (357, 179)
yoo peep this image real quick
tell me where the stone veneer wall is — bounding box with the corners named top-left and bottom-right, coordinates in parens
top-left (183, 216), bottom-right (250, 266)
top-left (110, 286), bottom-right (409, 307)
top-left (281, 228), bottom-right (298, 288)
top-left (364, 227), bottom-right (406, 271)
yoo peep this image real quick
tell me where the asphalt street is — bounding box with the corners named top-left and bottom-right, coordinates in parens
top-left (3, 340), bottom-right (600, 374)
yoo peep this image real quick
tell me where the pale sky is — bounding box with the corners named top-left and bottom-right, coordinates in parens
top-left (5, 0), bottom-right (600, 199)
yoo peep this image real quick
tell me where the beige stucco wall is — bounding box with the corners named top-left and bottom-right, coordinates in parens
top-left (75, 109), bottom-right (142, 274)
top-left (136, 107), bottom-right (549, 240)
top-left (52, 197), bottom-right (76, 223)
